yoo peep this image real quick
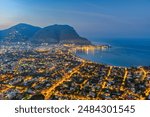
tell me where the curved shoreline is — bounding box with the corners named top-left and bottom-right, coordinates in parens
top-left (72, 46), bottom-right (150, 68)
top-left (73, 52), bottom-right (145, 69)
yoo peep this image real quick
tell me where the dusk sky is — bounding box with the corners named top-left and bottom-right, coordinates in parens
top-left (0, 0), bottom-right (150, 39)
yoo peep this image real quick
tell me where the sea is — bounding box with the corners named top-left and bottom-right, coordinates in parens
top-left (75, 38), bottom-right (150, 67)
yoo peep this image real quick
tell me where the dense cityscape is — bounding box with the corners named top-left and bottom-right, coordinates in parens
top-left (0, 43), bottom-right (150, 100)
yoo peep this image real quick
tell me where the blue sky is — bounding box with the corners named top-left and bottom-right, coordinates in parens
top-left (0, 0), bottom-right (150, 39)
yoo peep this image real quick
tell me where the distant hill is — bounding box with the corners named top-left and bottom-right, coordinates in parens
top-left (0, 23), bottom-right (91, 45)
top-left (32, 24), bottom-right (91, 45)
top-left (0, 23), bottom-right (41, 42)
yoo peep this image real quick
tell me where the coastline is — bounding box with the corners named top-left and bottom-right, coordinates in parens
top-left (73, 40), bottom-right (150, 67)
top-left (72, 47), bottom-right (148, 69)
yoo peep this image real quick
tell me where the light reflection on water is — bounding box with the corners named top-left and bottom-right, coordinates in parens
top-left (74, 47), bottom-right (108, 55)
top-left (75, 46), bottom-right (150, 67)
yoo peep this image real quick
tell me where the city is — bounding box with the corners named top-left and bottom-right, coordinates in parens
top-left (0, 43), bottom-right (150, 100)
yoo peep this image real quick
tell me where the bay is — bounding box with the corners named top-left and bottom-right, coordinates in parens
top-left (76, 38), bottom-right (150, 67)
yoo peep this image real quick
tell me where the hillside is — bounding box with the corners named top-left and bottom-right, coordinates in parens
top-left (0, 23), bottom-right (41, 42)
top-left (0, 23), bottom-right (91, 45)
top-left (32, 24), bottom-right (91, 45)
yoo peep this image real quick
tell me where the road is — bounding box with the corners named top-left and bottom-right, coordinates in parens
top-left (41, 62), bottom-right (85, 100)
top-left (140, 67), bottom-right (147, 80)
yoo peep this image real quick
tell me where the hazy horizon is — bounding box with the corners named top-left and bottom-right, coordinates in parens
top-left (0, 0), bottom-right (150, 39)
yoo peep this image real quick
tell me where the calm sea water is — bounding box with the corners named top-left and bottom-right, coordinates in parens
top-left (76, 38), bottom-right (150, 67)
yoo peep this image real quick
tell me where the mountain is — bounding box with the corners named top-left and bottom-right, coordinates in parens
top-left (0, 23), bottom-right (41, 42)
top-left (32, 24), bottom-right (91, 45)
top-left (0, 23), bottom-right (91, 45)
